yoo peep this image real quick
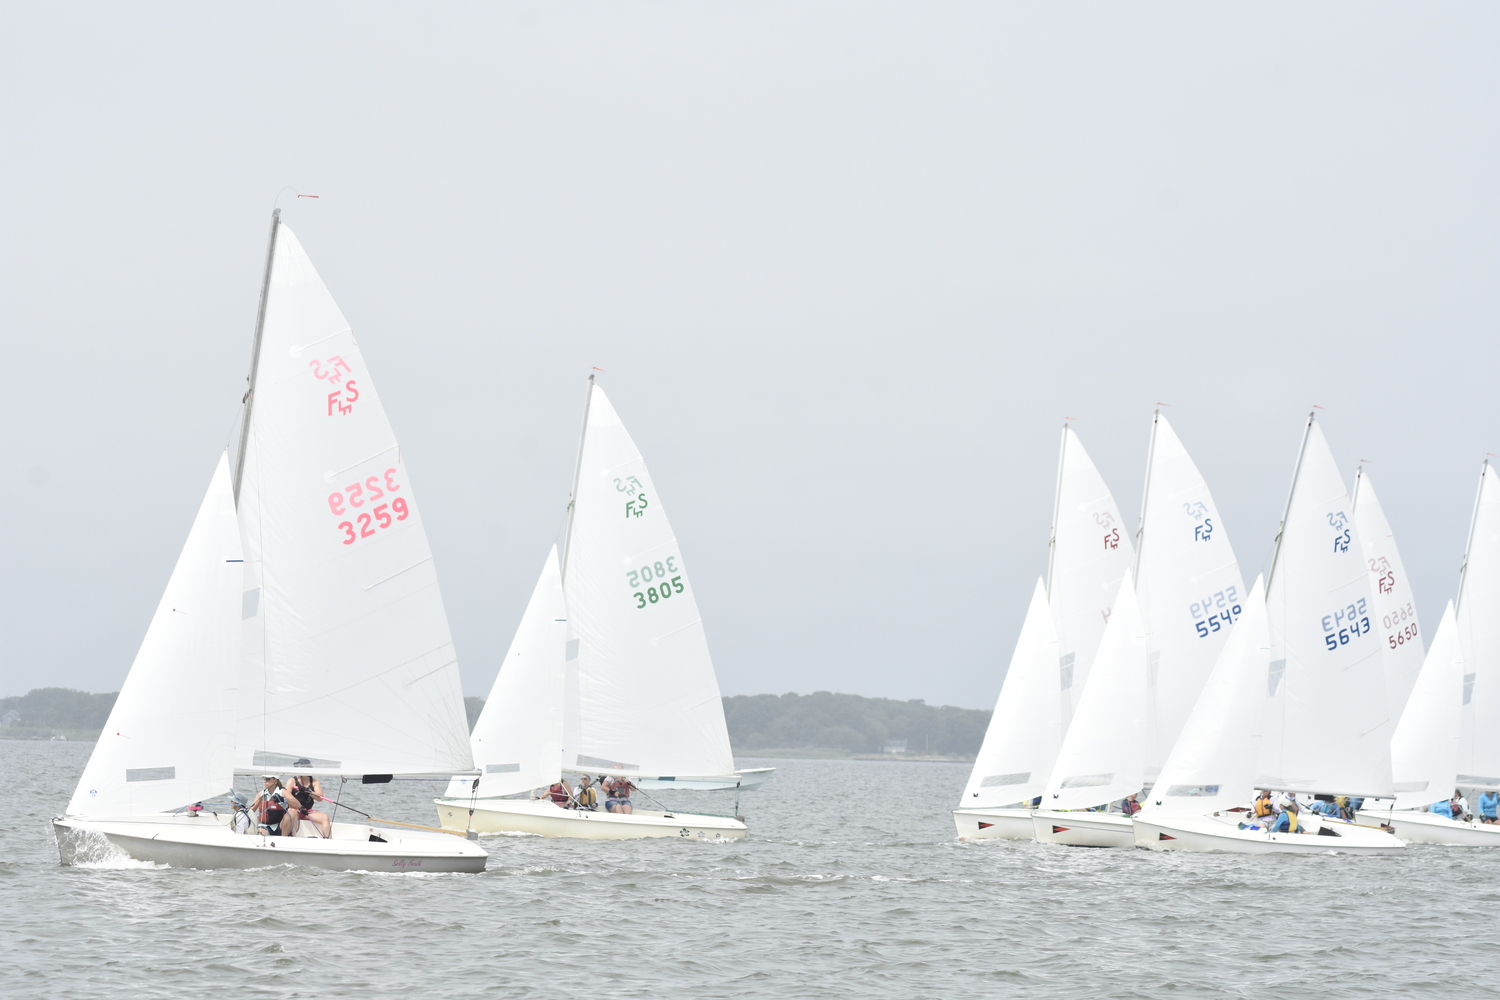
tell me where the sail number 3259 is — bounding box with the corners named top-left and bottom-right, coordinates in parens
top-left (327, 468), bottom-right (408, 545)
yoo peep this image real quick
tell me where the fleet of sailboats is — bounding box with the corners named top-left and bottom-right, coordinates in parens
top-left (47, 209), bottom-right (1500, 868)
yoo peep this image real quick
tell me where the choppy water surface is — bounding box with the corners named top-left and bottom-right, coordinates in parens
top-left (2, 742), bottom-right (1497, 998)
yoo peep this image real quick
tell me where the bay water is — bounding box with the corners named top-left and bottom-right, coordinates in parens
top-left (2, 740), bottom-right (1495, 998)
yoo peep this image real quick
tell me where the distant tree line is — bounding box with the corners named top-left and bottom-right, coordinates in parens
top-left (8, 688), bottom-right (991, 757)
top-left (722, 691), bottom-right (989, 756)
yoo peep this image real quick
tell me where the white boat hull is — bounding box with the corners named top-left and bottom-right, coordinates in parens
top-left (435, 797), bottom-right (748, 841)
top-left (1356, 809), bottom-right (1500, 846)
top-left (1031, 809), bottom-right (1134, 848)
top-left (53, 813), bottom-right (488, 872)
top-left (1134, 812), bottom-right (1404, 855)
top-left (952, 807), bottom-right (1034, 840)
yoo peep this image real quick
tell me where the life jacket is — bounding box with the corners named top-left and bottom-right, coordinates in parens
top-left (548, 783), bottom-right (569, 805)
top-left (1254, 796), bottom-right (1275, 818)
top-left (576, 786), bottom-right (597, 809)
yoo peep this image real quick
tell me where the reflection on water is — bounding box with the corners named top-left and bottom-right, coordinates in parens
top-left (2, 740), bottom-right (1495, 998)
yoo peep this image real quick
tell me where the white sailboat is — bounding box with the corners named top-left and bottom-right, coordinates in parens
top-left (1352, 467), bottom-right (1425, 719)
top-left (952, 425), bottom-right (1129, 841)
top-left (435, 376), bottom-right (755, 840)
top-left (55, 212), bottom-right (487, 871)
top-left (1032, 412), bottom-right (1244, 847)
top-left (1135, 413), bottom-right (1403, 854)
top-left (952, 580), bottom-right (1061, 839)
top-left (1362, 461), bottom-right (1500, 845)
top-left (1031, 579), bottom-right (1148, 847)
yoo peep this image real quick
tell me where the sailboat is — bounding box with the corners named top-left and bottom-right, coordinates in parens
top-left (1360, 461), bottom-right (1500, 845)
top-left (54, 211), bottom-right (487, 872)
top-left (435, 376), bottom-right (758, 840)
top-left (1135, 413), bottom-right (1403, 854)
top-left (1032, 412), bottom-right (1244, 848)
top-left (952, 425), bottom-right (1129, 840)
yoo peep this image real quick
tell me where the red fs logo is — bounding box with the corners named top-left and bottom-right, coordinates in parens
top-left (1369, 556), bottom-right (1396, 595)
top-left (310, 356), bottom-right (359, 416)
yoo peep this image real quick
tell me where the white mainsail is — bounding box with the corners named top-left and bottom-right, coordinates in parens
top-left (1390, 602), bottom-right (1462, 809)
top-left (1352, 467), bottom-right (1425, 720)
top-left (1042, 579), bottom-right (1147, 810)
top-left (1142, 576), bottom-right (1269, 817)
top-left (1133, 412), bottom-right (1245, 783)
top-left (1456, 461), bottom-right (1500, 790)
top-left (959, 579), bottom-right (1062, 808)
top-left (1257, 415), bottom-right (1392, 797)
top-left (1048, 426), bottom-right (1135, 731)
top-left (68, 454), bottom-right (243, 817)
top-left (561, 378), bottom-right (735, 778)
top-left (449, 547), bottom-right (567, 799)
top-left (235, 219), bottom-right (472, 777)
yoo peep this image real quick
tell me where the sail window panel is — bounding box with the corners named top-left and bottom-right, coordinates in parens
top-left (485, 763), bottom-right (521, 774)
top-left (1464, 673), bottom-right (1476, 706)
top-left (980, 772), bottom-right (1030, 788)
top-left (1059, 772), bottom-right (1114, 788)
top-left (1164, 783), bottom-right (1220, 797)
top-left (125, 767), bottom-right (176, 782)
top-left (1457, 774), bottom-right (1500, 788)
top-left (252, 751), bottom-right (342, 770)
top-left (577, 754), bottom-right (641, 772)
top-left (242, 588), bottom-right (260, 620)
top-left (1058, 653), bottom-right (1075, 691)
top-left (1267, 659), bottom-right (1285, 696)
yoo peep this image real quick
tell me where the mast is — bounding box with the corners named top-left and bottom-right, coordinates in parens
top-left (1045, 423), bottom-right (1068, 600)
top-left (1456, 459), bottom-right (1489, 614)
top-left (558, 373), bottom-right (596, 582)
top-left (233, 208), bottom-right (281, 503)
top-left (1132, 410), bottom-right (1160, 586)
top-left (1350, 463), bottom-right (1365, 512)
top-left (1264, 411), bottom-right (1316, 594)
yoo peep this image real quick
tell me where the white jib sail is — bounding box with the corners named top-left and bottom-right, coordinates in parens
top-left (1132, 412), bottom-right (1245, 784)
top-left (446, 547), bottom-right (567, 799)
top-left (69, 454), bottom-right (242, 817)
top-left (1352, 468), bottom-right (1425, 720)
top-left (959, 579), bottom-right (1061, 808)
top-left (1042, 578), bottom-right (1147, 810)
top-left (235, 220), bottom-right (472, 777)
top-left (1257, 416), bottom-right (1393, 797)
top-left (1390, 602), bottom-right (1462, 809)
top-left (561, 380), bottom-right (735, 778)
top-left (1142, 575), bottom-right (1269, 817)
top-left (1048, 426), bottom-right (1135, 732)
top-left (1457, 461), bottom-right (1500, 790)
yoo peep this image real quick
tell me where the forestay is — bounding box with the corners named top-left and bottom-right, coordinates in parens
top-left (1456, 461), bottom-right (1500, 791)
top-left (235, 220), bottom-right (472, 778)
top-left (69, 455), bottom-right (242, 817)
top-left (1042, 579), bottom-right (1147, 810)
top-left (1352, 468), bottom-right (1425, 719)
top-left (959, 579), bottom-right (1061, 808)
top-left (1257, 416), bottom-right (1392, 797)
top-left (1142, 576), bottom-right (1269, 817)
top-left (1133, 412), bottom-right (1245, 783)
top-left (1390, 603), bottom-right (1462, 809)
top-left (561, 380), bottom-right (735, 779)
top-left (1048, 426), bottom-right (1135, 731)
top-left (446, 547), bottom-right (567, 800)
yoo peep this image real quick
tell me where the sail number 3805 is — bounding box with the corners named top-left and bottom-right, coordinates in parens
top-left (627, 558), bottom-right (684, 609)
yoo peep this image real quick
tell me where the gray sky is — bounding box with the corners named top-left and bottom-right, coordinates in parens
top-left (2, 5), bottom-right (1497, 709)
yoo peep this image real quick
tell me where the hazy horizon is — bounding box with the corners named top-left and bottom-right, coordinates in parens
top-left (3, 5), bottom-right (1498, 710)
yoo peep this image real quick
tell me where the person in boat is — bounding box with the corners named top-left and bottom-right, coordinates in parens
top-left (572, 775), bottom-right (599, 811)
top-left (250, 775), bottom-right (295, 836)
top-left (1478, 789), bottom-right (1500, 824)
top-left (1253, 790), bottom-right (1277, 824)
top-left (227, 790), bottom-right (252, 835)
top-left (540, 779), bottom-right (573, 808)
top-left (1118, 793), bottom-right (1141, 816)
top-left (604, 776), bottom-right (636, 814)
top-left (1270, 791), bottom-right (1301, 833)
top-left (289, 775), bottom-right (333, 838)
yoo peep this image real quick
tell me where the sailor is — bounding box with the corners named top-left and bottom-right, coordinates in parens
top-left (250, 775), bottom-right (294, 836)
top-left (227, 790), bottom-right (252, 835)
top-left (605, 776), bottom-right (636, 814)
top-left (1253, 790), bottom-right (1277, 823)
top-left (289, 775), bottom-right (333, 837)
top-left (1271, 791), bottom-right (1300, 833)
top-left (1479, 789), bottom-right (1500, 824)
top-left (1118, 793), bottom-right (1141, 817)
top-left (573, 775), bottom-right (599, 811)
top-left (541, 779), bottom-right (573, 808)
top-left (1452, 790), bottom-right (1471, 822)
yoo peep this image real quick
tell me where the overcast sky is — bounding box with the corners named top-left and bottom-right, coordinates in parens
top-left (2, 5), bottom-right (1497, 709)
